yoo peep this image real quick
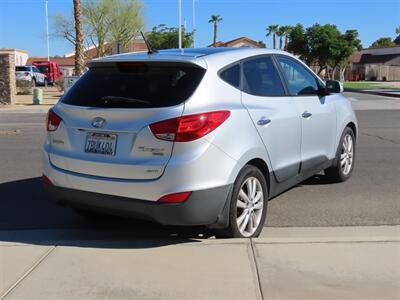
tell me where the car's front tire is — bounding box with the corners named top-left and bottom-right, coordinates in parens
top-left (216, 165), bottom-right (268, 238)
top-left (325, 127), bottom-right (356, 182)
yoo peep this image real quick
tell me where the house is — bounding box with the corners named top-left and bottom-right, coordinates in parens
top-left (0, 48), bottom-right (28, 66)
top-left (208, 37), bottom-right (263, 48)
top-left (27, 40), bottom-right (148, 76)
top-left (349, 46), bottom-right (400, 81)
top-left (64, 40), bottom-right (148, 59)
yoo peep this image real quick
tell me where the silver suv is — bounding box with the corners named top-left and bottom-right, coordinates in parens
top-left (43, 48), bottom-right (358, 238)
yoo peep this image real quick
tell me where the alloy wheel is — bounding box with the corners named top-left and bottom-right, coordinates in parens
top-left (340, 133), bottom-right (354, 175)
top-left (236, 177), bottom-right (264, 237)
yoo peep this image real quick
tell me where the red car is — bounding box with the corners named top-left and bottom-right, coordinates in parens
top-left (32, 61), bottom-right (62, 85)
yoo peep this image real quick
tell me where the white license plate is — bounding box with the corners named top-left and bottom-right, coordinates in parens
top-left (84, 132), bottom-right (117, 156)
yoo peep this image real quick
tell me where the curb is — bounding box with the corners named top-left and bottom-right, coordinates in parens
top-left (0, 106), bottom-right (52, 114)
top-left (345, 88), bottom-right (400, 98)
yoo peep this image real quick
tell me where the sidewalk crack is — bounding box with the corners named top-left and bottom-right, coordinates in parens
top-left (249, 239), bottom-right (264, 300)
top-left (0, 246), bottom-right (56, 300)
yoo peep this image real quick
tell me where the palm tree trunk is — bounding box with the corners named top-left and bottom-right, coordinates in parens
top-left (213, 22), bottom-right (217, 47)
top-left (279, 37), bottom-right (283, 50)
top-left (73, 0), bottom-right (85, 75)
top-left (273, 33), bottom-right (276, 49)
top-left (285, 35), bottom-right (289, 50)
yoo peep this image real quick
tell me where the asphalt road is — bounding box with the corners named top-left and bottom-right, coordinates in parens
top-left (0, 92), bottom-right (399, 237)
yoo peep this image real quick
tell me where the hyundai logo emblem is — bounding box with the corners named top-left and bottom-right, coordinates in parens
top-left (91, 117), bottom-right (106, 128)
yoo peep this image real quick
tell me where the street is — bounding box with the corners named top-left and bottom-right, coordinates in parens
top-left (1, 92), bottom-right (399, 300)
top-left (0, 92), bottom-right (399, 234)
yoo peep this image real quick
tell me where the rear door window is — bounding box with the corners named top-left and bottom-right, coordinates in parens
top-left (242, 56), bottom-right (285, 96)
top-left (61, 62), bottom-right (206, 108)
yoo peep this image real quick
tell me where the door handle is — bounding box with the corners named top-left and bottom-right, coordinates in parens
top-left (302, 111), bottom-right (312, 118)
top-left (257, 118), bottom-right (271, 126)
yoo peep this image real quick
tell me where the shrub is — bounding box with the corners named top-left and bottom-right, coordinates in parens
top-left (54, 79), bottom-right (64, 93)
top-left (16, 80), bottom-right (33, 95)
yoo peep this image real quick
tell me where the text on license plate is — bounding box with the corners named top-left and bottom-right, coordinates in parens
top-left (84, 132), bottom-right (117, 155)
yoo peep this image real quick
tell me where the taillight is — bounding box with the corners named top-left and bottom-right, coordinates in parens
top-left (158, 191), bottom-right (191, 203)
top-left (46, 108), bottom-right (62, 131)
top-left (150, 110), bottom-right (230, 142)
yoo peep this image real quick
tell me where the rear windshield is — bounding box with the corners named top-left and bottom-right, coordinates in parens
top-left (16, 66), bottom-right (30, 71)
top-left (61, 62), bottom-right (206, 108)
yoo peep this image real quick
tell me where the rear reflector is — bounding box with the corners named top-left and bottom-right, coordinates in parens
top-left (150, 110), bottom-right (230, 142)
top-left (42, 175), bottom-right (53, 186)
top-left (46, 108), bottom-right (62, 131)
top-left (158, 191), bottom-right (191, 203)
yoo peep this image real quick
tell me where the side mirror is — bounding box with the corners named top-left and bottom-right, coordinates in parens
top-left (325, 80), bottom-right (343, 94)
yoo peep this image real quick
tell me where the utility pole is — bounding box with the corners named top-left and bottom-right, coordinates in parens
top-left (45, 0), bottom-right (50, 61)
top-left (192, 0), bottom-right (196, 47)
top-left (178, 0), bottom-right (182, 49)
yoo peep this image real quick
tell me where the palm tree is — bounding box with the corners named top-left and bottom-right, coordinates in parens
top-left (209, 15), bottom-right (222, 47)
top-left (280, 26), bottom-right (293, 50)
top-left (396, 26), bottom-right (400, 35)
top-left (73, 0), bottom-right (85, 75)
top-left (277, 26), bottom-right (285, 50)
top-left (266, 25), bottom-right (279, 49)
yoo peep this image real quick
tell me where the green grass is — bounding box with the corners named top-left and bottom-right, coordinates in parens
top-left (344, 81), bottom-right (400, 90)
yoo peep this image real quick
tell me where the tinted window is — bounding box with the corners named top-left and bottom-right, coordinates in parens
top-left (220, 64), bottom-right (240, 88)
top-left (61, 62), bottom-right (206, 108)
top-left (242, 56), bottom-right (285, 96)
top-left (277, 57), bottom-right (319, 96)
top-left (37, 66), bottom-right (49, 73)
top-left (16, 66), bottom-right (30, 71)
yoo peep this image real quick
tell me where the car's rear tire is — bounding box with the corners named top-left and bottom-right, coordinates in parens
top-left (32, 78), bottom-right (36, 87)
top-left (215, 165), bottom-right (268, 238)
top-left (325, 127), bottom-right (356, 182)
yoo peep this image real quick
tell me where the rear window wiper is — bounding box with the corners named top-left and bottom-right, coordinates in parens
top-left (100, 96), bottom-right (150, 104)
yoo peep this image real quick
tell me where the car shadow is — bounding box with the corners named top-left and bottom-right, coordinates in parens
top-left (0, 177), bottom-right (213, 249)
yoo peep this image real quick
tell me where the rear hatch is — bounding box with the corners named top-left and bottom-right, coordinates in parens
top-left (15, 66), bottom-right (31, 80)
top-left (48, 61), bottom-right (205, 180)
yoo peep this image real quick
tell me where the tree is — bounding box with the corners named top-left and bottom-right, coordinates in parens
top-left (73, 0), bottom-right (85, 75)
top-left (330, 29), bottom-right (362, 81)
top-left (369, 37), bottom-right (395, 48)
top-left (280, 25), bottom-right (293, 50)
top-left (208, 15), bottom-right (222, 47)
top-left (394, 26), bottom-right (400, 45)
top-left (52, 14), bottom-right (91, 51)
top-left (266, 25), bottom-right (279, 49)
top-left (108, 0), bottom-right (144, 53)
top-left (53, 0), bottom-right (144, 58)
top-left (145, 24), bottom-right (193, 50)
top-left (277, 26), bottom-right (285, 50)
top-left (257, 40), bottom-right (266, 48)
top-left (287, 23), bottom-right (362, 79)
top-left (286, 24), bottom-right (309, 59)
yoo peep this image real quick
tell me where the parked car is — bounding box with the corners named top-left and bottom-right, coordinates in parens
top-left (31, 60), bottom-right (62, 85)
top-left (43, 48), bottom-right (358, 238)
top-left (15, 65), bottom-right (47, 86)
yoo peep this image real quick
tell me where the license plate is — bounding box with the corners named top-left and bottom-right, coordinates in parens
top-left (84, 132), bottom-right (117, 156)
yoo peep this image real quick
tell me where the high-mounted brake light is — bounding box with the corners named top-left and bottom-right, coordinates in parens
top-left (46, 108), bottom-right (62, 131)
top-left (149, 110), bottom-right (230, 142)
top-left (158, 192), bottom-right (191, 203)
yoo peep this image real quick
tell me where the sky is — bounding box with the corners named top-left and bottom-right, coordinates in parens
top-left (0, 0), bottom-right (399, 56)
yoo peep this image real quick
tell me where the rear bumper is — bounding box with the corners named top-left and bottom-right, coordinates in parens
top-left (45, 184), bottom-right (232, 227)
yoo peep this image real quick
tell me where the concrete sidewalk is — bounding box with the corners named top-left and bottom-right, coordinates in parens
top-left (1, 226), bottom-right (399, 300)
